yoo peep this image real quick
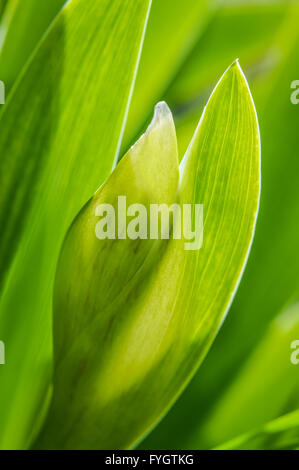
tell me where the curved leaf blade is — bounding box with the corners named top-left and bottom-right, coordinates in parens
top-left (0, 0), bottom-right (151, 450)
top-left (195, 302), bottom-right (299, 448)
top-left (38, 62), bottom-right (260, 449)
top-left (121, 0), bottom-right (217, 153)
top-left (218, 408), bottom-right (299, 450)
top-left (0, 0), bottom-right (66, 93)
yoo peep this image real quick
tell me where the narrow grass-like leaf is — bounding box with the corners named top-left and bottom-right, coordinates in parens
top-left (145, 4), bottom-right (299, 449)
top-left (217, 409), bottom-right (299, 450)
top-left (0, 0), bottom-right (151, 449)
top-left (37, 62), bottom-right (260, 449)
top-left (0, 0), bottom-right (66, 92)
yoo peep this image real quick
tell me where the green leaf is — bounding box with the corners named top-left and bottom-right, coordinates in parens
top-left (166, 1), bottom-right (289, 108)
top-left (0, 0), bottom-right (66, 92)
top-left (35, 101), bottom-right (179, 449)
top-left (193, 301), bottom-right (299, 448)
top-left (0, 0), bottom-right (151, 450)
top-left (169, 1), bottom-right (288, 159)
top-left (0, 0), bottom-right (8, 19)
top-left (121, 0), bottom-right (217, 153)
top-left (195, 4), bottom-right (299, 439)
top-left (36, 61), bottom-right (260, 449)
top-left (217, 408), bottom-right (299, 450)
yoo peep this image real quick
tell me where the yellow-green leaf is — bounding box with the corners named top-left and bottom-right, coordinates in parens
top-left (0, 0), bottom-right (151, 450)
top-left (36, 62), bottom-right (260, 449)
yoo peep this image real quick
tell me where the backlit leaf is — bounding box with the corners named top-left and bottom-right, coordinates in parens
top-left (0, 0), bottom-right (66, 92)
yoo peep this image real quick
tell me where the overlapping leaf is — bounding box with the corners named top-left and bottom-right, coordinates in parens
top-left (124, 0), bottom-right (288, 161)
top-left (166, 2), bottom-right (289, 109)
top-left (121, 0), bottom-right (217, 152)
top-left (35, 62), bottom-right (260, 449)
top-left (0, 0), bottom-right (151, 449)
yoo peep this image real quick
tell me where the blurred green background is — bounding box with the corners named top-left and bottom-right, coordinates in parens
top-left (0, 0), bottom-right (299, 449)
